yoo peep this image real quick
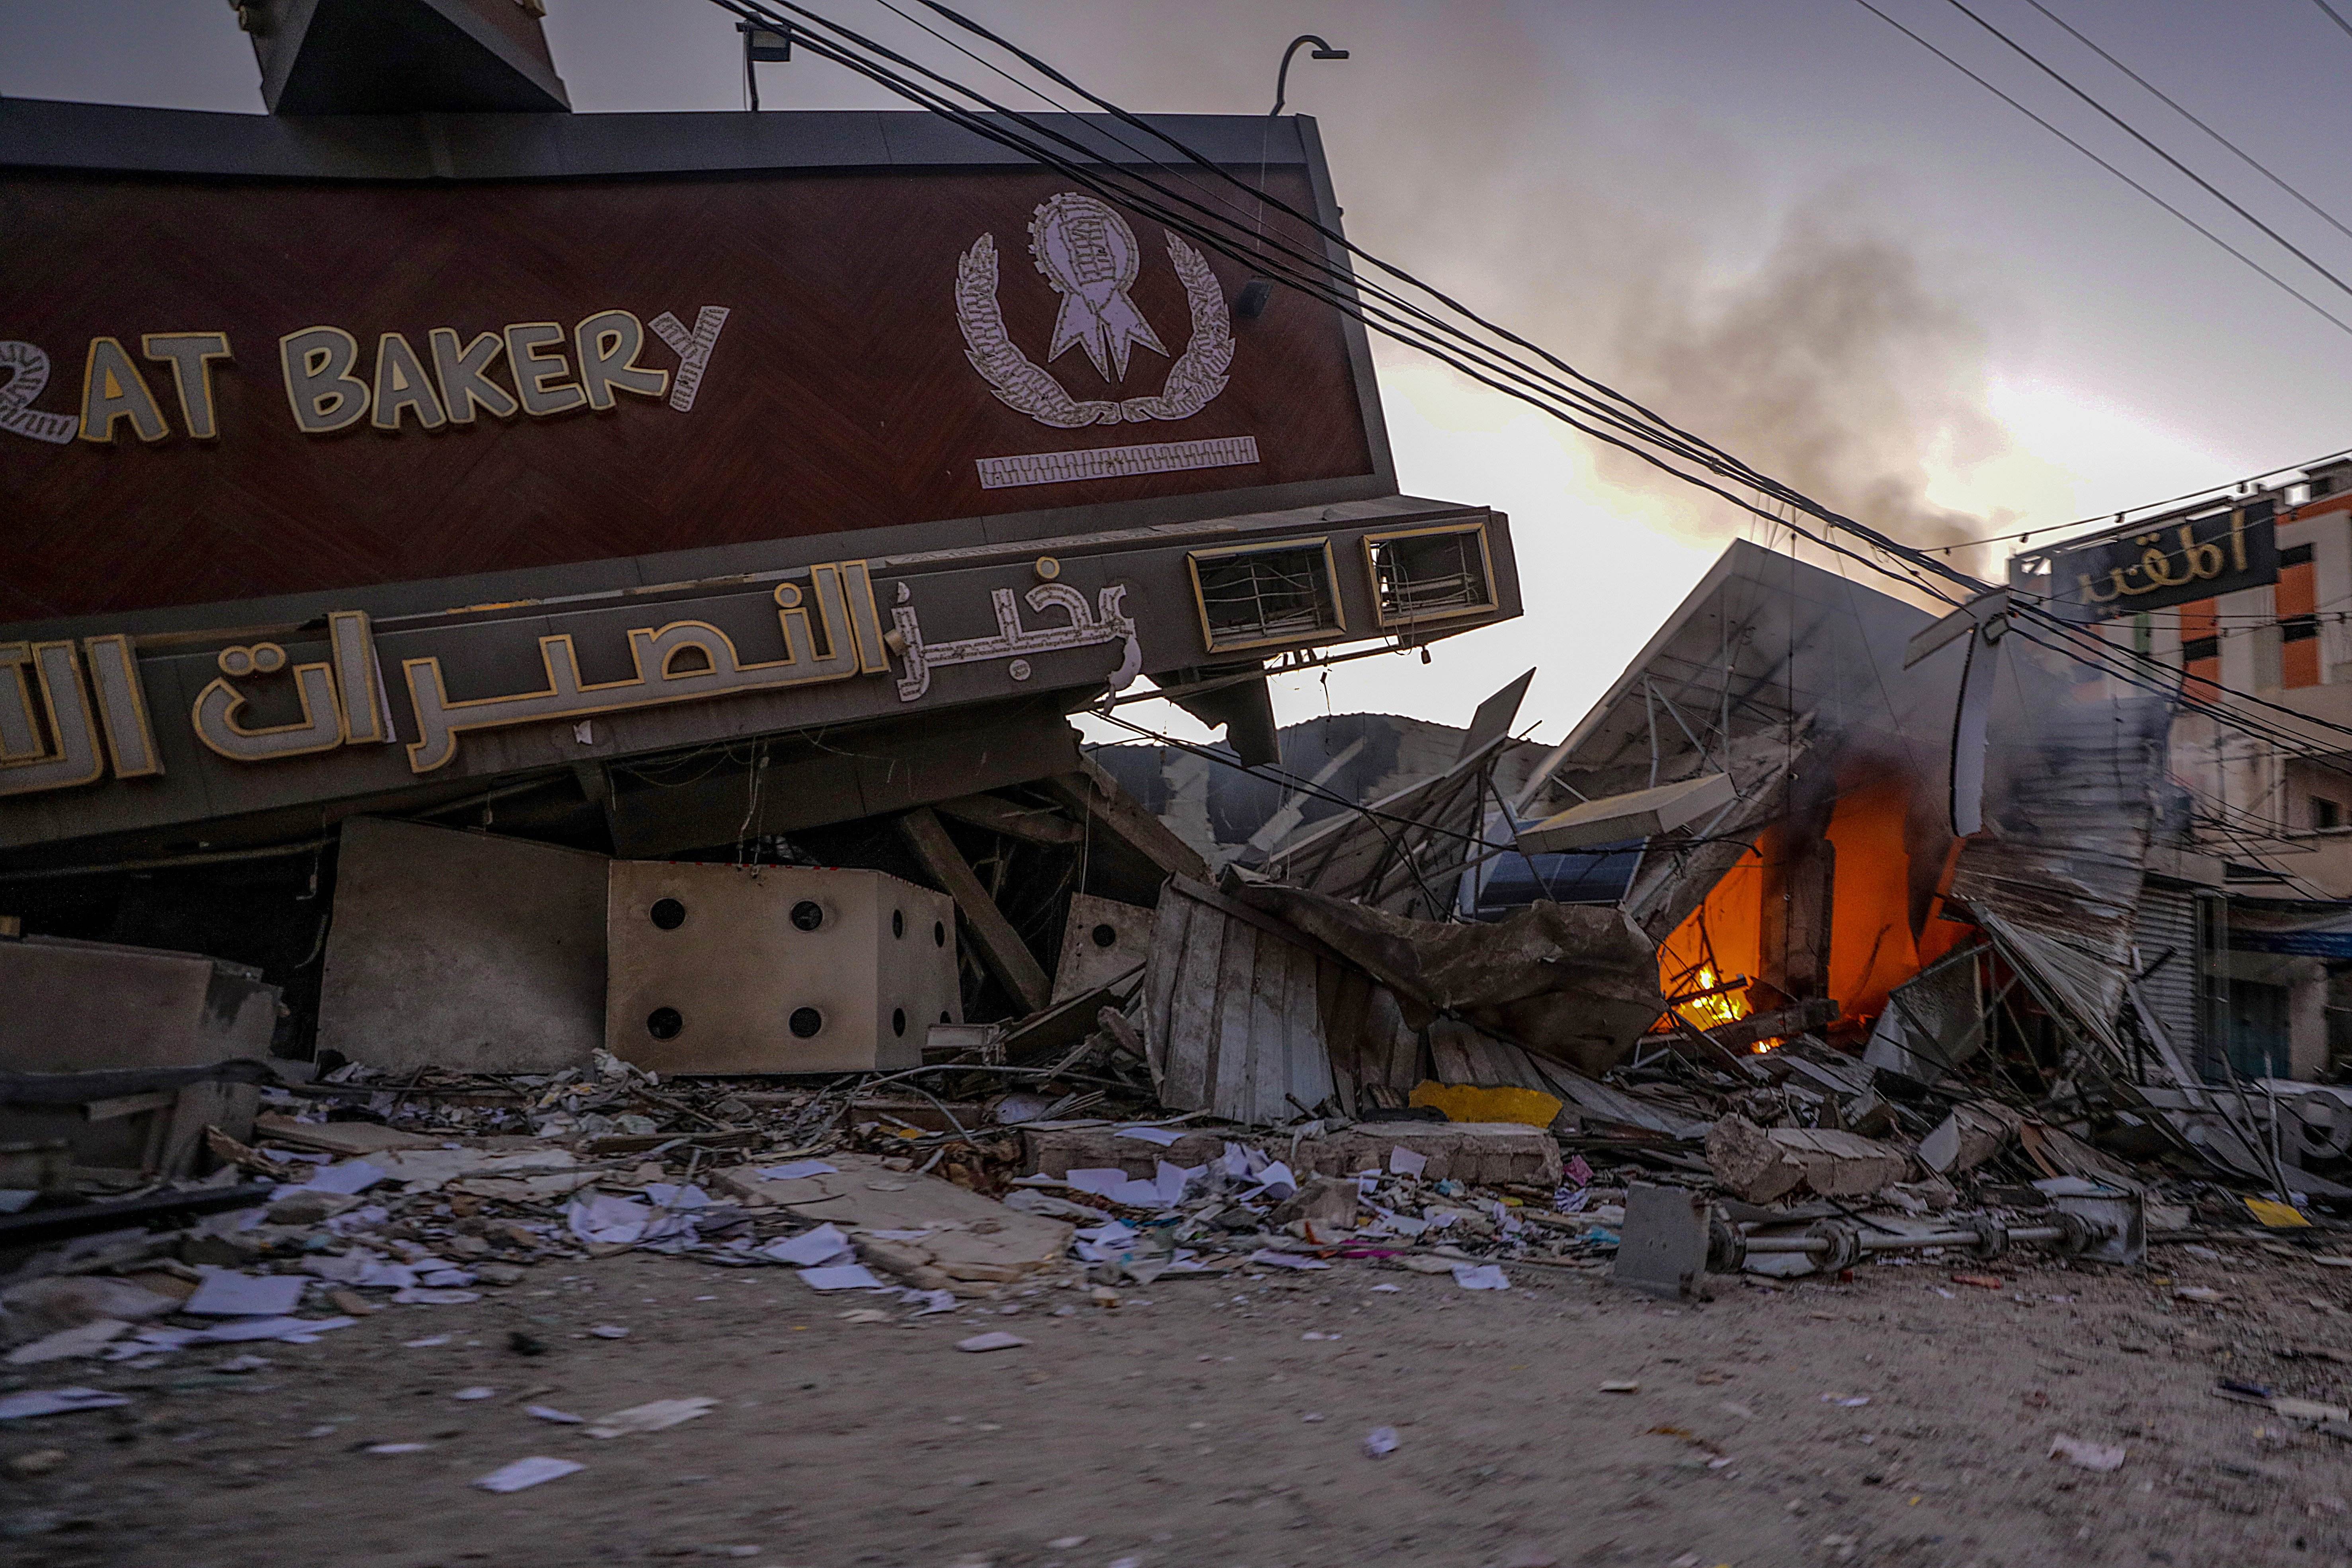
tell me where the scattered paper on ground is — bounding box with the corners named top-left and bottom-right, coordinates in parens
top-left (0, 1388), bottom-right (131, 1420)
top-left (586, 1398), bottom-right (717, 1438)
top-left (183, 1273), bottom-right (307, 1317)
top-left (475, 1456), bottom-right (586, 1492)
top-left (6, 1320), bottom-right (131, 1365)
top-left (798, 1265), bottom-right (885, 1292)
top-left (2049, 1434), bottom-right (2126, 1471)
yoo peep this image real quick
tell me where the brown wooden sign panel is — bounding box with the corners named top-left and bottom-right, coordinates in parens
top-left (0, 166), bottom-right (1369, 622)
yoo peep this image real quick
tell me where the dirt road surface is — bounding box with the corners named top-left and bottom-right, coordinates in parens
top-left (2, 1243), bottom-right (2347, 1567)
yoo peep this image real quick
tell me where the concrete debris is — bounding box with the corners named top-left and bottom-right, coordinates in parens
top-left (1919, 1102), bottom-right (2025, 1174)
top-left (1704, 1116), bottom-right (1910, 1203)
top-left (2048, 1434), bottom-right (2127, 1472)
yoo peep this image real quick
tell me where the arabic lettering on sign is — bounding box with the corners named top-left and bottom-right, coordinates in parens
top-left (398, 560), bottom-right (890, 774)
top-left (2049, 500), bottom-right (2278, 622)
top-left (889, 581), bottom-right (1142, 703)
top-left (0, 636), bottom-right (165, 798)
top-left (0, 563), bottom-right (1145, 801)
top-left (191, 611), bottom-right (391, 764)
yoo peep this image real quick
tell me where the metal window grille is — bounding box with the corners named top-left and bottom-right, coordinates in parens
top-left (1369, 531), bottom-right (1492, 621)
top-left (1194, 547), bottom-right (1339, 647)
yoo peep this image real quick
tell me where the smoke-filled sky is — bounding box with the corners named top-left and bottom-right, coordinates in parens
top-left (10, 0), bottom-right (2352, 746)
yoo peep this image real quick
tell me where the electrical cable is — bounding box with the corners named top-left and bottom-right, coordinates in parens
top-left (710, 4), bottom-right (1812, 517)
top-left (1941, 0), bottom-right (2352, 306)
top-left (718, 0), bottom-right (1996, 619)
top-left (1849, 0), bottom-right (2352, 337)
top-left (1930, 451), bottom-right (2352, 557)
top-left (804, 0), bottom-right (1962, 577)
top-left (2313, 0), bottom-right (2352, 43)
top-left (728, 1), bottom-right (2352, 809)
top-left (2026, 0), bottom-right (2352, 250)
top-left (734, 5), bottom-right (1985, 629)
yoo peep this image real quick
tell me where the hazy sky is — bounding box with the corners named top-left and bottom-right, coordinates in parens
top-left (10, 0), bottom-right (2352, 747)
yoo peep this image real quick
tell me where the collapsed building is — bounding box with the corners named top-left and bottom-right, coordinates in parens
top-left (0, 1), bottom-right (2346, 1363)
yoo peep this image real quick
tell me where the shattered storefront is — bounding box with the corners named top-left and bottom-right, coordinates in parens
top-left (1486, 540), bottom-right (2352, 1202)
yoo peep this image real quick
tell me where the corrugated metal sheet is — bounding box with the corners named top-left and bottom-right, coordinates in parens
top-left (2133, 880), bottom-right (2202, 1070)
top-left (1141, 879), bottom-right (1336, 1124)
top-left (1948, 698), bottom-right (2170, 1060)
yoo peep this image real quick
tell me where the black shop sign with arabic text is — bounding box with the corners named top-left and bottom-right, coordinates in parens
top-left (2044, 499), bottom-right (2277, 622)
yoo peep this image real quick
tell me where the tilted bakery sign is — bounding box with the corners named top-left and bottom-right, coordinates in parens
top-left (5, 308), bottom-right (727, 447)
top-left (2, 167), bottom-right (1375, 625)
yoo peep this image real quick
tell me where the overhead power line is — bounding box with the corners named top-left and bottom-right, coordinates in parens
top-left (1849, 0), bottom-right (2352, 338)
top-left (703, 0), bottom-right (1993, 620)
top-left (714, 0), bottom-right (2352, 794)
top-left (2025, 0), bottom-right (2352, 250)
top-left (2313, 0), bottom-right (2352, 43)
top-left (790, 1), bottom-right (2352, 760)
top-left (1924, 441), bottom-right (2352, 556)
top-left (1941, 0), bottom-right (2352, 307)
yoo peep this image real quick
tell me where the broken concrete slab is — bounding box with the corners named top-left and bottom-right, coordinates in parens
top-left (1612, 1182), bottom-right (1714, 1300)
top-left (0, 937), bottom-right (277, 1072)
top-left (364, 1148), bottom-right (580, 1191)
top-left (1018, 1125), bottom-right (1230, 1179)
top-left (1051, 892), bottom-right (1156, 1004)
top-left (1292, 1123), bottom-right (1561, 1187)
top-left (714, 1152), bottom-right (1071, 1287)
top-left (1920, 1102), bottom-right (2024, 1174)
top-left (318, 817), bottom-right (609, 1074)
top-left (1268, 1175), bottom-right (1364, 1228)
top-left (1706, 1115), bottom-right (1910, 1202)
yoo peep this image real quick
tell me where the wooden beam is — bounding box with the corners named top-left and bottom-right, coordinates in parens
top-left (933, 792), bottom-right (1085, 846)
top-left (81, 1090), bottom-right (176, 1123)
top-left (897, 806), bottom-right (1051, 1014)
top-left (1045, 755), bottom-right (1210, 883)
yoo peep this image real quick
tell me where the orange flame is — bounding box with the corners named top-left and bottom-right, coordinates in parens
top-left (1675, 966), bottom-right (1748, 1030)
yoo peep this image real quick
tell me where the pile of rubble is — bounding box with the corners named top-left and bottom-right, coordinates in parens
top-left (0, 1015), bottom-right (2256, 1394)
top-left (3, 618), bottom-right (2348, 1421)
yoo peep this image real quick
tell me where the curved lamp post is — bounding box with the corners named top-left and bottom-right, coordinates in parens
top-left (1270, 34), bottom-right (1349, 116)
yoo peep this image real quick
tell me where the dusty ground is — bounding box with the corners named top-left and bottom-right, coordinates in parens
top-left (3, 1240), bottom-right (2350, 1568)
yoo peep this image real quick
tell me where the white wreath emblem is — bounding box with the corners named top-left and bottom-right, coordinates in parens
top-left (0, 343), bottom-right (75, 445)
top-left (956, 192), bottom-right (1233, 429)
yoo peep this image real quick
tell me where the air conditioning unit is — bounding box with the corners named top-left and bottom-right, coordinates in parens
top-left (606, 863), bottom-right (960, 1073)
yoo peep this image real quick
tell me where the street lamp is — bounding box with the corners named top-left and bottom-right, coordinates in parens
top-left (739, 20), bottom-right (791, 111)
top-left (1270, 34), bottom-right (1349, 116)
top-left (1239, 36), bottom-right (1350, 319)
